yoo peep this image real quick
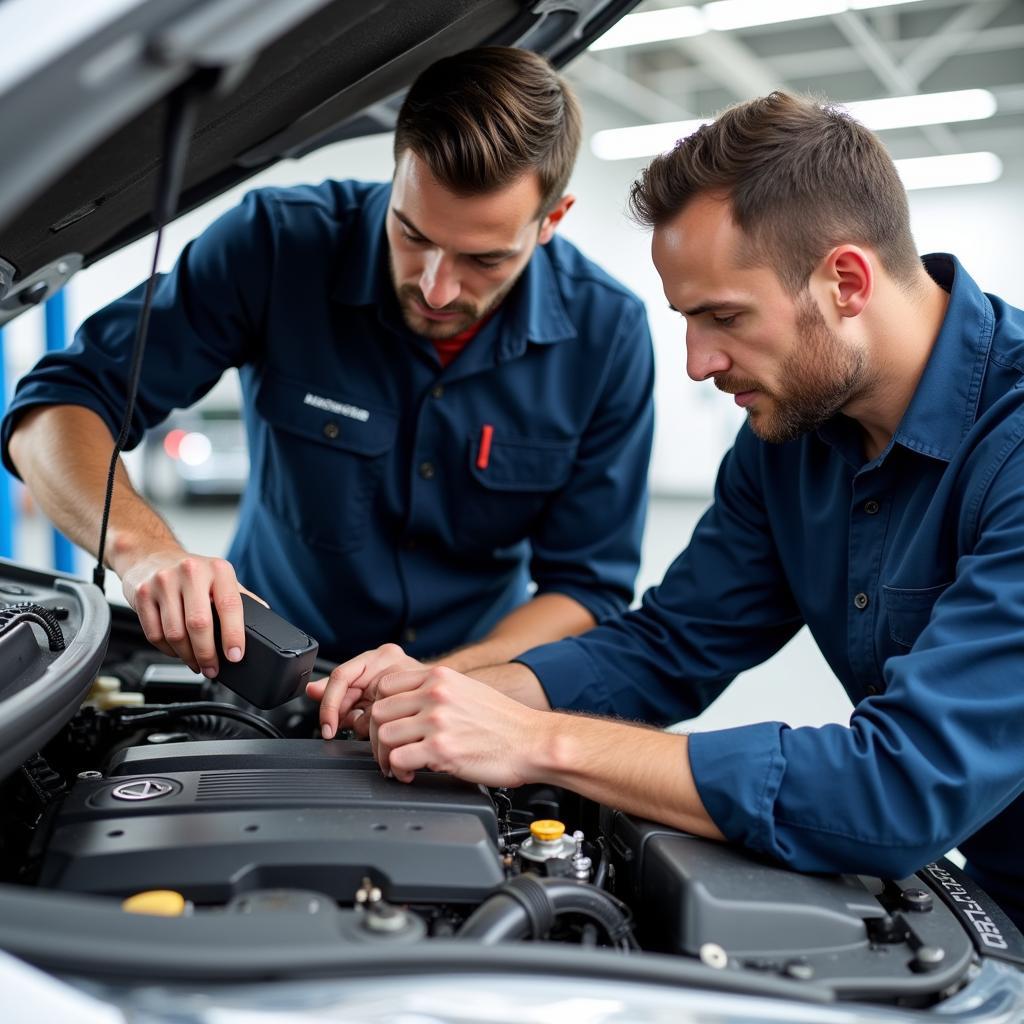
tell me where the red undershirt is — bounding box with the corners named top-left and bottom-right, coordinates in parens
top-left (431, 310), bottom-right (497, 368)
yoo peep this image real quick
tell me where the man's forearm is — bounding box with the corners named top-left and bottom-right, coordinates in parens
top-left (436, 592), bottom-right (595, 675)
top-left (8, 405), bottom-right (180, 573)
top-left (531, 714), bottom-right (724, 839)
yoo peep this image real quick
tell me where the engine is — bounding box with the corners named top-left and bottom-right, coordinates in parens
top-left (2, 569), bottom-right (1024, 1009)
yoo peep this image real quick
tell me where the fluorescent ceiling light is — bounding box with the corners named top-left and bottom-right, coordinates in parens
top-left (590, 0), bottom-right (928, 51)
top-left (895, 152), bottom-right (1003, 190)
top-left (590, 89), bottom-right (997, 161)
top-left (844, 89), bottom-right (997, 130)
top-left (704, 0), bottom-right (846, 32)
top-left (591, 119), bottom-right (711, 161)
top-left (590, 7), bottom-right (705, 50)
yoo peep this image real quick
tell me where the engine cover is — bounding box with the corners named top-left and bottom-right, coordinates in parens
top-left (40, 740), bottom-right (503, 904)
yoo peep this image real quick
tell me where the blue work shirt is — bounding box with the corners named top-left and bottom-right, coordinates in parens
top-left (2, 181), bottom-right (654, 661)
top-left (520, 255), bottom-right (1024, 930)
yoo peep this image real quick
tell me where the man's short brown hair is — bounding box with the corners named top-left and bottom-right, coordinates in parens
top-left (394, 46), bottom-right (581, 217)
top-left (629, 91), bottom-right (921, 293)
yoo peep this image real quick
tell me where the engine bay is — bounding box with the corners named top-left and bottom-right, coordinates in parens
top-left (2, 560), bottom-right (1023, 1010)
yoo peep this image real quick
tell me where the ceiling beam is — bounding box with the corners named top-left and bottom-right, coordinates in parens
top-left (900, 0), bottom-right (1014, 86)
top-left (604, 21), bottom-right (1024, 96)
top-left (832, 10), bottom-right (959, 153)
top-left (567, 54), bottom-right (697, 123)
top-left (674, 29), bottom-right (781, 101)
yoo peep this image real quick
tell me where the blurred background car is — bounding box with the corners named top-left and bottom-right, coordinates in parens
top-left (141, 396), bottom-right (247, 505)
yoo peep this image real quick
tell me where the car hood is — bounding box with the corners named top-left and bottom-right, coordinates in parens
top-left (0, 0), bottom-right (639, 325)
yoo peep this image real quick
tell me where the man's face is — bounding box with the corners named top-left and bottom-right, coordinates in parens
top-left (386, 151), bottom-right (567, 339)
top-left (652, 193), bottom-right (868, 444)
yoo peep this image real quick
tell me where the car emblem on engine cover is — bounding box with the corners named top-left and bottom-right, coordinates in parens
top-left (111, 779), bottom-right (175, 801)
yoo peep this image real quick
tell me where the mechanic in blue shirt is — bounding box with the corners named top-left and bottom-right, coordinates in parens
top-left (324, 93), bottom-right (1024, 933)
top-left (2, 48), bottom-right (654, 679)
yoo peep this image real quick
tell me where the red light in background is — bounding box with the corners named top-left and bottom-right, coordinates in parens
top-left (163, 429), bottom-right (187, 460)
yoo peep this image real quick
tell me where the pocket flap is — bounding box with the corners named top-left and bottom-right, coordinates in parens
top-left (255, 375), bottom-right (397, 456)
top-left (883, 581), bottom-right (953, 648)
top-left (467, 434), bottom-right (577, 492)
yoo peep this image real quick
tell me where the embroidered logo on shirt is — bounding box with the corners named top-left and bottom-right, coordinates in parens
top-left (303, 392), bottom-right (370, 422)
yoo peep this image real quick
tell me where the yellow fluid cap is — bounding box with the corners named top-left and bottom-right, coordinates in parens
top-left (530, 819), bottom-right (566, 842)
top-left (121, 890), bottom-right (187, 917)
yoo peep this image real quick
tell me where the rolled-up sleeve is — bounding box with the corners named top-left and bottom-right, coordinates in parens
top-left (1, 190), bottom-right (274, 476)
top-left (690, 431), bottom-right (1024, 878)
top-left (528, 299), bottom-right (654, 622)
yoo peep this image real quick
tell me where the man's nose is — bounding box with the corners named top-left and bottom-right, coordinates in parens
top-left (685, 330), bottom-right (732, 382)
top-left (420, 251), bottom-right (460, 309)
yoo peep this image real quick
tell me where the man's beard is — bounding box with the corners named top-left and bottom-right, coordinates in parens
top-left (390, 262), bottom-right (523, 340)
top-left (716, 293), bottom-right (868, 444)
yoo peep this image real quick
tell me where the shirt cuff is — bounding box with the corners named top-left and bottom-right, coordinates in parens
top-left (532, 582), bottom-right (629, 625)
top-left (515, 638), bottom-right (614, 714)
top-left (687, 721), bottom-right (787, 856)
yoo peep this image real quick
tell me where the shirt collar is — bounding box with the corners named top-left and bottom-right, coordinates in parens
top-left (891, 253), bottom-right (995, 462)
top-left (495, 237), bottom-right (578, 361)
top-left (331, 182), bottom-right (577, 357)
top-left (331, 182), bottom-right (393, 307)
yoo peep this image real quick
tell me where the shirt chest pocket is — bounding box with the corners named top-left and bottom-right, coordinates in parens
top-left (882, 581), bottom-right (954, 649)
top-left (457, 434), bottom-right (578, 550)
top-left (254, 376), bottom-right (398, 554)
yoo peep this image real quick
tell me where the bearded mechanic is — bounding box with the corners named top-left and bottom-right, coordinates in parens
top-left (2, 47), bottom-right (654, 678)
top-left (317, 93), bottom-right (1024, 933)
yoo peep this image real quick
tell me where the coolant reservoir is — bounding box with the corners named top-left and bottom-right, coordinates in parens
top-left (519, 819), bottom-right (577, 865)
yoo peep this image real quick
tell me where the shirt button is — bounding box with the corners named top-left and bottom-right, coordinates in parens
top-left (431, 384), bottom-right (444, 399)
top-left (323, 421), bottom-right (339, 439)
top-left (864, 500), bottom-right (880, 515)
top-left (419, 461), bottom-right (435, 480)
top-left (866, 684), bottom-right (880, 696)
top-left (403, 627), bottom-right (417, 644)
top-left (853, 592), bottom-right (870, 610)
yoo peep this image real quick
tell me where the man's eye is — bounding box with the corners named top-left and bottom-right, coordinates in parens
top-left (473, 256), bottom-right (505, 269)
top-left (713, 314), bottom-right (737, 327)
top-left (401, 230), bottom-right (426, 245)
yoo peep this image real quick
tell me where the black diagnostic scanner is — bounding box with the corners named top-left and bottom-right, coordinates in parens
top-left (213, 594), bottom-right (318, 709)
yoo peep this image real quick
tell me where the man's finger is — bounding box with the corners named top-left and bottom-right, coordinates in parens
top-left (183, 575), bottom-right (220, 679)
top-left (375, 667), bottom-right (437, 700)
top-left (387, 740), bottom-right (427, 783)
top-left (372, 689), bottom-right (430, 726)
top-left (318, 661), bottom-right (372, 738)
top-left (211, 561), bottom-right (246, 667)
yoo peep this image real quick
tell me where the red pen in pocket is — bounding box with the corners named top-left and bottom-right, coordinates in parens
top-left (477, 423), bottom-right (494, 470)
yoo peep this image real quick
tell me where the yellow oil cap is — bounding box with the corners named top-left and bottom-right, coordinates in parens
top-left (121, 890), bottom-right (187, 916)
top-left (530, 819), bottom-right (566, 842)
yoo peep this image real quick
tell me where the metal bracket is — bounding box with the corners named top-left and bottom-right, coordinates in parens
top-left (0, 254), bottom-right (83, 328)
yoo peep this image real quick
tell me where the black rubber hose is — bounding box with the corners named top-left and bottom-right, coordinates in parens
top-left (112, 702), bottom-right (284, 739)
top-left (458, 875), bottom-right (635, 950)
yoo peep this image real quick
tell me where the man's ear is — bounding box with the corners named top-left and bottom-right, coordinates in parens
top-left (538, 195), bottom-right (576, 244)
top-left (822, 245), bottom-right (873, 318)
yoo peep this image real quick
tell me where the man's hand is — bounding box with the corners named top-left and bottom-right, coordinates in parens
top-left (305, 643), bottom-right (424, 740)
top-left (120, 547), bottom-right (257, 678)
top-left (369, 666), bottom-right (546, 786)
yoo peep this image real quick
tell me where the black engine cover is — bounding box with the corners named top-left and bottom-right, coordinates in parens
top-left (40, 740), bottom-right (503, 904)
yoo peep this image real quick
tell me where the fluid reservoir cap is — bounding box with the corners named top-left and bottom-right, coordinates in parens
top-left (122, 890), bottom-right (187, 916)
top-left (530, 819), bottom-right (566, 842)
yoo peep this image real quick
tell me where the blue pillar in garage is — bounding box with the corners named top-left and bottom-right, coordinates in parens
top-left (44, 293), bottom-right (77, 574)
top-left (0, 327), bottom-right (13, 558)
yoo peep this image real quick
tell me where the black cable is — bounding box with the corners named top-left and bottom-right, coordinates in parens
top-left (93, 82), bottom-right (202, 591)
top-left (0, 603), bottom-right (65, 651)
top-left (112, 702), bottom-right (284, 739)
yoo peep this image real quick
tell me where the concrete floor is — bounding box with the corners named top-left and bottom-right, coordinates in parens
top-left (12, 492), bottom-right (853, 734)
